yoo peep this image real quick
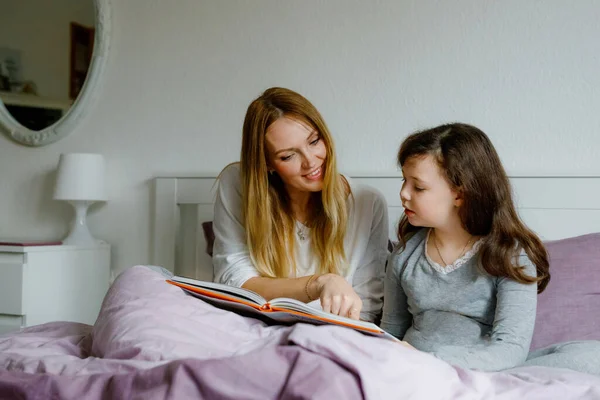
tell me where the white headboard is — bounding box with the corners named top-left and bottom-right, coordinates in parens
top-left (152, 176), bottom-right (600, 280)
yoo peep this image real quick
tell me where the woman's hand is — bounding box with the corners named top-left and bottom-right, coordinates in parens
top-left (310, 274), bottom-right (362, 320)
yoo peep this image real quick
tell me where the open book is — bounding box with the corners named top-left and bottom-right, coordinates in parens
top-left (166, 276), bottom-right (398, 342)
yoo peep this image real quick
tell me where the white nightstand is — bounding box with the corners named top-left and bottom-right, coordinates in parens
top-left (0, 242), bottom-right (111, 335)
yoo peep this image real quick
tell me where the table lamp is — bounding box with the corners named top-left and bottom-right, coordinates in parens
top-left (53, 153), bottom-right (107, 245)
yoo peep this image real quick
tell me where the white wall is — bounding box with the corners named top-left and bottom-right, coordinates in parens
top-left (0, 0), bottom-right (94, 100)
top-left (0, 0), bottom-right (599, 278)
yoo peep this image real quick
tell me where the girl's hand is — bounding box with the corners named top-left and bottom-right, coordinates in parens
top-left (399, 341), bottom-right (415, 350)
top-left (311, 274), bottom-right (363, 320)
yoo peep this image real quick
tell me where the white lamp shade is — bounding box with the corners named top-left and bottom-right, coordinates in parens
top-left (54, 153), bottom-right (107, 201)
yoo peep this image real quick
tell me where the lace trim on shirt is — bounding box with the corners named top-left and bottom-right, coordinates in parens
top-left (425, 229), bottom-right (484, 274)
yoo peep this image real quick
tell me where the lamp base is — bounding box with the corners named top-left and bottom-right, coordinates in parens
top-left (63, 200), bottom-right (99, 246)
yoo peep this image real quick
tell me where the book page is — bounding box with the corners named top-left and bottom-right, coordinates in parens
top-left (268, 297), bottom-right (381, 331)
top-left (171, 276), bottom-right (266, 305)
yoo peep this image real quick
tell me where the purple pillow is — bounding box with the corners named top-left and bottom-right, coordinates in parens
top-left (530, 233), bottom-right (600, 350)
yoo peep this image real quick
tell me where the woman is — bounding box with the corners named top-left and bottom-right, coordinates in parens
top-left (212, 87), bottom-right (388, 322)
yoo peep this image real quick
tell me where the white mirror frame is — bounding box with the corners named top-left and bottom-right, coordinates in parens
top-left (0, 0), bottom-right (111, 147)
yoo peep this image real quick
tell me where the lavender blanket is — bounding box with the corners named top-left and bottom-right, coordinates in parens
top-left (1, 266), bottom-right (599, 400)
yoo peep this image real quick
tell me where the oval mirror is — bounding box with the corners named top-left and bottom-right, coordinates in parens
top-left (0, 0), bottom-right (111, 147)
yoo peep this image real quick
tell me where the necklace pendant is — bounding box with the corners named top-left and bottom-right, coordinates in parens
top-left (297, 227), bottom-right (306, 241)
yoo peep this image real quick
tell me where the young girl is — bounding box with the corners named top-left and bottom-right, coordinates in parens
top-left (380, 123), bottom-right (550, 372)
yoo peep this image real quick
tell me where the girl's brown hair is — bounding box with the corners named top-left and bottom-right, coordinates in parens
top-left (397, 123), bottom-right (550, 293)
top-left (239, 87), bottom-right (348, 278)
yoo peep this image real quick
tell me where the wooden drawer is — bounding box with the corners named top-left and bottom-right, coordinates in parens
top-left (0, 262), bottom-right (24, 315)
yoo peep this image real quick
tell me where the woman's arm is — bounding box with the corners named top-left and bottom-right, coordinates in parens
top-left (212, 164), bottom-right (261, 287)
top-left (242, 275), bottom-right (313, 302)
top-left (244, 273), bottom-right (362, 320)
top-left (351, 190), bottom-right (389, 322)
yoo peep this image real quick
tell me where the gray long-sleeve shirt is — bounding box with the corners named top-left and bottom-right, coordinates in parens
top-left (380, 228), bottom-right (538, 371)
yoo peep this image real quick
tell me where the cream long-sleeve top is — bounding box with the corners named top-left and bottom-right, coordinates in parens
top-left (212, 163), bottom-right (389, 322)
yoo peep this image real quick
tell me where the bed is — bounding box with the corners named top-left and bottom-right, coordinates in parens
top-left (1, 175), bottom-right (599, 399)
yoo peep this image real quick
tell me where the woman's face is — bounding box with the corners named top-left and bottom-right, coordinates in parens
top-left (265, 116), bottom-right (327, 197)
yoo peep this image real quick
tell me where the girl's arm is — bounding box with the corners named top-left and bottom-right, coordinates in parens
top-left (432, 254), bottom-right (537, 371)
top-left (351, 190), bottom-right (389, 322)
top-left (380, 251), bottom-right (413, 339)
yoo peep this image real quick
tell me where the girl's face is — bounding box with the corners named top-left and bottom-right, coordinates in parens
top-left (265, 116), bottom-right (327, 198)
top-left (400, 155), bottom-right (462, 229)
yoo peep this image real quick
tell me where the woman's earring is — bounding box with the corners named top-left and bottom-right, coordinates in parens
top-left (268, 170), bottom-right (274, 175)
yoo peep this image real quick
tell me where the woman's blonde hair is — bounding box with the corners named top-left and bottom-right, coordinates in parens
top-left (239, 87), bottom-right (348, 278)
